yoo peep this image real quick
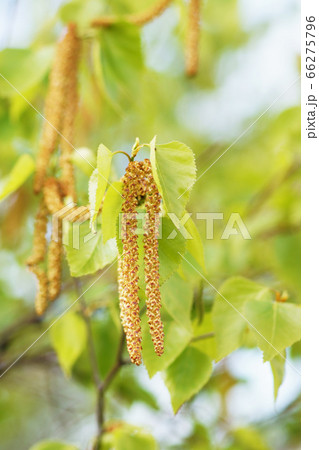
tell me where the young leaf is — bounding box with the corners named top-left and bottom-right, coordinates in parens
top-left (163, 346), bottom-right (212, 413)
top-left (65, 220), bottom-right (117, 277)
top-left (142, 316), bottom-right (192, 378)
top-left (270, 352), bottom-right (286, 400)
top-left (212, 277), bottom-right (273, 361)
top-left (88, 144), bottom-right (113, 231)
top-left (150, 139), bottom-right (196, 220)
top-left (0, 154), bottom-right (35, 201)
top-left (102, 181), bottom-right (124, 243)
top-left (244, 300), bottom-right (301, 361)
top-left (93, 23), bottom-right (143, 107)
top-left (161, 273), bottom-right (193, 331)
top-left (50, 312), bottom-right (87, 377)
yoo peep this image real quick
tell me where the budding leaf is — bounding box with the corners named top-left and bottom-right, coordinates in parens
top-left (0, 154), bottom-right (35, 201)
top-left (150, 139), bottom-right (196, 220)
top-left (50, 312), bottom-right (87, 378)
top-left (163, 346), bottom-right (212, 413)
top-left (89, 144), bottom-right (113, 231)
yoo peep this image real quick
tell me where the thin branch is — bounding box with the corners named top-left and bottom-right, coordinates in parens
top-left (94, 331), bottom-right (126, 450)
top-left (255, 222), bottom-right (300, 240)
top-left (191, 331), bottom-right (215, 343)
top-left (91, 0), bottom-right (172, 28)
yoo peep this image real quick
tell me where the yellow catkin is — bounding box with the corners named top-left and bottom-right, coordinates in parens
top-left (118, 161), bottom-right (147, 365)
top-left (43, 177), bottom-right (64, 215)
top-left (143, 159), bottom-right (164, 356)
top-left (60, 27), bottom-right (81, 202)
top-left (33, 23), bottom-right (79, 194)
top-left (185, 0), bottom-right (201, 77)
top-left (26, 199), bottom-right (48, 266)
top-left (48, 220), bottom-right (63, 302)
top-left (30, 266), bottom-right (48, 316)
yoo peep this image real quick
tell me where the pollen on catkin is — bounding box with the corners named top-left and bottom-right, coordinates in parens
top-left (30, 266), bottom-right (48, 316)
top-left (43, 177), bottom-right (64, 214)
top-left (185, 0), bottom-right (201, 77)
top-left (48, 220), bottom-right (63, 302)
top-left (143, 159), bottom-right (164, 356)
top-left (118, 161), bottom-right (147, 366)
top-left (60, 27), bottom-right (81, 202)
top-left (33, 23), bottom-right (80, 194)
top-left (27, 199), bottom-right (48, 267)
top-left (118, 159), bottom-right (164, 365)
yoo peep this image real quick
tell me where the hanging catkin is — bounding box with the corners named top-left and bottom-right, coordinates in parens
top-left (185, 0), bottom-right (201, 77)
top-left (48, 219), bottom-right (63, 302)
top-left (43, 177), bottom-right (64, 214)
top-left (30, 266), bottom-right (48, 316)
top-left (33, 23), bottom-right (79, 194)
top-left (143, 159), bottom-right (164, 356)
top-left (118, 161), bottom-right (147, 365)
top-left (60, 28), bottom-right (81, 202)
top-left (27, 199), bottom-right (48, 266)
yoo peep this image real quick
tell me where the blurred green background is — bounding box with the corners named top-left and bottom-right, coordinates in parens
top-left (0, 0), bottom-right (300, 449)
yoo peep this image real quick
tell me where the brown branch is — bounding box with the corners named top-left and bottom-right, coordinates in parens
top-left (94, 332), bottom-right (126, 450)
top-left (255, 223), bottom-right (300, 240)
top-left (91, 0), bottom-right (172, 28)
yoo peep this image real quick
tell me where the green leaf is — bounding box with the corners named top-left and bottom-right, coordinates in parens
top-left (184, 216), bottom-right (206, 272)
top-left (192, 311), bottom-right (216, 359)
top-left (150, 139), bottom-right (196, 220)
top-left (212, 277), bottom-right (272, 361)
top-left (0, 47), bottom-right (54, 97)
top-left (142, 317), bottom-right (192, 378)
top-left (163, 346), bottom-right (212, 413)
top-left (158, 216), bottom-right (187, 284)
top-left (102, 181), bottom-right (124, 243)
top-left (30, 442), bottom-right (78, 450)
top-left (161, 273), bottom-right (193, 331)
top-left (231, 427), bottom-right (270, 450)
top-left (270, 352), bottom-right (286, 400)
top-left (0, 154), bottom-right (35, 201)
top-left (244, 300), bottom-right (301, 361)
top-left (65, 220), bottom-right (118, 277)
top-left (72, 147), bottom-right (96, 177)
top-left (50, 312), bottom-right (87, 377)
top-left (101, 424), bottom-right (157, 450)
top-left (89, 144), bottom-right (113, 231)
top-left (93, 23), bottom-right (143, 107)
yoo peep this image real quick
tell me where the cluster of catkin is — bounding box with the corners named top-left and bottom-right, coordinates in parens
top-left (118, 159), bottom-right (164, 365)
top-left (28, 24), bottom-right (82, 316)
